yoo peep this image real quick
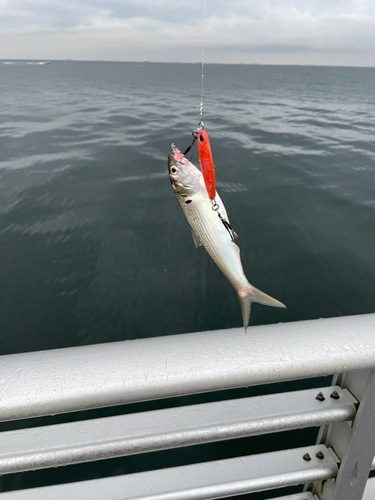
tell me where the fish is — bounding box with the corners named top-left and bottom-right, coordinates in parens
top-left (168, 146), bottom-right (286, 330)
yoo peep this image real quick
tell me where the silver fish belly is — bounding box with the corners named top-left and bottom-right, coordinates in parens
top-left (168, 150), bottom-right (285, 329)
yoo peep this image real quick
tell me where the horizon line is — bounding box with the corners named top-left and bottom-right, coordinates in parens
top-left (1, 58), bottom-right (375, 69)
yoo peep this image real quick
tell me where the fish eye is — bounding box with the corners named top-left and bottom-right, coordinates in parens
top-left (170, 166), bottom-right (178, 174)
top-left (185, 199), bottom-right (192, 204)
top-left (199, 134), bottom-right (204, 142)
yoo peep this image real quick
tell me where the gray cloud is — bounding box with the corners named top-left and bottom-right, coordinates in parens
top-left (0, 0), bottom-right (375, 66)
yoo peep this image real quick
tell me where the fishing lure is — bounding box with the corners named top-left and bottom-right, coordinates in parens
top-left (197, 129), bottom-right (216, 200)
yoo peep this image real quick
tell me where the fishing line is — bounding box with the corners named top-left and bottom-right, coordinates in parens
top-left (199, 0), bottom-right (206, 128)
top-left (181, 2), bottom-right (238, 234)
top-left (183, 0), bottom-right (206, 155)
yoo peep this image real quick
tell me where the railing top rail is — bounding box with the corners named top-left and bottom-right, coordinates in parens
top-left (1, 313), bottom-right (375, 422)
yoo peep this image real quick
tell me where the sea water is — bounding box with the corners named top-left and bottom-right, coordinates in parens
top-left (1, 61), bottom-right (375, 496)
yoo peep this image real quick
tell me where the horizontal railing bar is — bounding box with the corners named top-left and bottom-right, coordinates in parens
top-left (0, 445), bottom-right (338, 500)
top-left (1, 313), bottom-right (375, 422)
top-left (0, 386), bottom-right (355, 474)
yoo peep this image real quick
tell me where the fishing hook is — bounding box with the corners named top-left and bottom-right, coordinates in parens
top-left (183, 126), bottom-right (203, 156)
top-left (210, 199), bottom-right (239, 241)
top-left (218, 212), bottom-right (240, 241)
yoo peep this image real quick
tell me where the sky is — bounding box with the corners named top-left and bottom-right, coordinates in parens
top-left (1, 0), bottom-right (375, 66)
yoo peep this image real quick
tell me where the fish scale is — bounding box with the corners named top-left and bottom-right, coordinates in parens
top-left (175, 189), bottom-right (249, 295)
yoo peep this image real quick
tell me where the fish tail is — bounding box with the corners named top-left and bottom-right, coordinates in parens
top-left (239, 286), bottom-right (286, 332)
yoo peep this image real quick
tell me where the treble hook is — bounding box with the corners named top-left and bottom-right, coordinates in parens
top-left (218, 212), bottom-right (240, 241)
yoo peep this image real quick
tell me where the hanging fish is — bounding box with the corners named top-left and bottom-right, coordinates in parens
top-left (168, 146), bottom-right (286, 330)
top-left (197, 129), bottom-right (216, 200)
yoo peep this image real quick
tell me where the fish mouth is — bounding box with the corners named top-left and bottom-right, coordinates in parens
top-left (168, 150), bottom-right (186, 168)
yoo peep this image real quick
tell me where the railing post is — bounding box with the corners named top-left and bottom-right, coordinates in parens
top-left (309, 369), bottom-right (375, 500)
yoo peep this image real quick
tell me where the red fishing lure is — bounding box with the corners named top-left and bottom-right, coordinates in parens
top-left (197, 130), bottom-right (216, 200)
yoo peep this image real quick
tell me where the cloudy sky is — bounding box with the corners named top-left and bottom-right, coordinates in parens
top-left (1, 0), bottom-right (375, 66)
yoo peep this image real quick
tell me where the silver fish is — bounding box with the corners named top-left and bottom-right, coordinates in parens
top-left (168, 146), bottom-right (286, 330)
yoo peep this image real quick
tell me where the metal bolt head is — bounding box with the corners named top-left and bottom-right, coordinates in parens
top-left (316, 392), bottom-right (325, 401)
top-left (316, 451), bottom-right (325, 460)
top-left (303, 453), bottom-right (312, 461)
top-left (330, 390), bottom-right (340, 400)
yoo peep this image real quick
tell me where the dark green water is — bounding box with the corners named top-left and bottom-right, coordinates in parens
top-left (0, 61), bottom-right (375, 497)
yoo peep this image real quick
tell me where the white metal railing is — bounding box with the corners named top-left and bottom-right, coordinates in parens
top-left (0, 386), bottom-right (356, 474)
top-left (0, 313), bottom-right (375, 499)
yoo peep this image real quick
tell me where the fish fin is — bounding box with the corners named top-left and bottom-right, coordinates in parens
top-left (231, 242), bottom-right (244, 272)
top-left (191, 229), bottom-right (202, 248)
top-left (239, 286), bottom-right (286, 332)
top-left (239, 296), bottom-right (251, 333)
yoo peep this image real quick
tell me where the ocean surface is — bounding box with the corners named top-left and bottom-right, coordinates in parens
top-left (1, 61), bottom-right (375, 497)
